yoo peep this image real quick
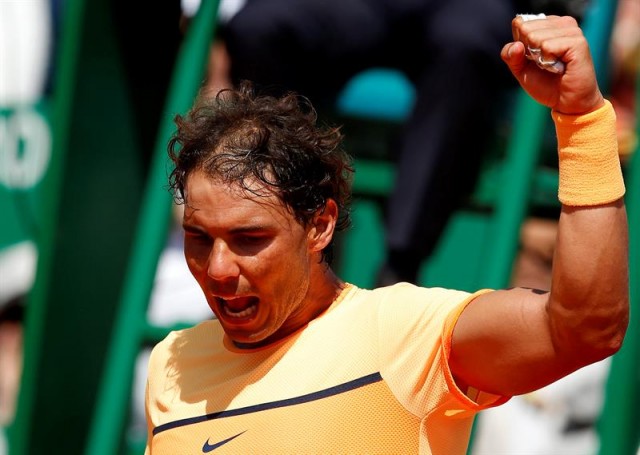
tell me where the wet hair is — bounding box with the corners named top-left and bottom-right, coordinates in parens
top-left (168, 81), bottom-right (354, 264)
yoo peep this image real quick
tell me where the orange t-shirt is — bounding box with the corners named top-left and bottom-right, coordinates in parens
top-left (145, 283), bottom-right (507, 454)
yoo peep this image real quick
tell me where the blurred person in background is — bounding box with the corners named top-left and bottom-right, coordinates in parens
top-left (609, 0), bottom-right (639, 162)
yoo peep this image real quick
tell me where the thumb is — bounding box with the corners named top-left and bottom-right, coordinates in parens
top-left (501, 41), bottom-right (527, 78)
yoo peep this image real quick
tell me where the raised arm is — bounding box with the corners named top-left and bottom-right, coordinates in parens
top-left (449, 16), bottom-right (629, 396)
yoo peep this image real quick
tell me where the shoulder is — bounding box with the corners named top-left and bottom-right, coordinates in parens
top-left (372, 283), bottom-right (484, 335)
top-left (340, 282), bottom-right (474, 315)
top-left (339, 282), bottom-right (477, 335)
top-left (369, 282), bottom-right (473, 308)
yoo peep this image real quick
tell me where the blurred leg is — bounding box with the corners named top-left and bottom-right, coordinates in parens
top-left (381, 0), bottom-right (517, 284)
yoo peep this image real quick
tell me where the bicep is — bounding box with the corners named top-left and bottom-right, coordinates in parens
top-left (449, 287), bottom-right (576, 396)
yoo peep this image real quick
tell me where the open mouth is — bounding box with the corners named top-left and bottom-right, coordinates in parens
top-left (216, 296), bottom-right (259, 320)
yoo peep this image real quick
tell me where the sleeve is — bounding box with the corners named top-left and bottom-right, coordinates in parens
top-left (440, 291), bottom-right (511, 410)
top-left (377, 284), bottom-right (508, 417)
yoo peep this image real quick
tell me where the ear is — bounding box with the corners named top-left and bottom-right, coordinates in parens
top-left (308, 199), bottom-right (338, 252)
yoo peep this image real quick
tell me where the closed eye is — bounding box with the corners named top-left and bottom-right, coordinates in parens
top-left (184, 230), bottom-right (211, 244)
top-left (237, 234), bottom-right (268, 246)
top-left (234, 234), bottom-right (271, 253)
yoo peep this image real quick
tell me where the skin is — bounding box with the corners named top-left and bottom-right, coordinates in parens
top-left (182, 170), bottom-right (344, 348)
top-left (450, 16), bottom-right (629, 396)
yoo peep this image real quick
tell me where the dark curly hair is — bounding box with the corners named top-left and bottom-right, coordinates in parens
top-left (168, 81), bottom-right (354, 264)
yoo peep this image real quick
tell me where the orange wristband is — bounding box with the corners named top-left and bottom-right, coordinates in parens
top-left (553, 100), bottom-right (625, 206)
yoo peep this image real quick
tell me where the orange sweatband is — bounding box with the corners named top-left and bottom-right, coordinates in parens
top-left (552, 99), bottom-right (625, 206)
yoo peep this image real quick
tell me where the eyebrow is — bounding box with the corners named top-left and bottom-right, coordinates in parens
top-left (182, 223), bottom-right (272, 234)
top-left (228, 225), bottom-right (271, 234)
top-left (182, 223), bottom-right (205, 233)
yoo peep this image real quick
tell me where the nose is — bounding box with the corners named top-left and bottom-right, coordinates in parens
top-left (207, 240), bottom-right (240, 280)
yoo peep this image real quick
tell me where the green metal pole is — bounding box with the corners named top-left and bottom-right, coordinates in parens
top-left (85, 1), bottom-right (220, 454)
top-left (597, 70), bottom-right (640, 455)
top-left (465, 94), bottom-right (547, 455)
top-left (478, 96), bottom-right (548, 290)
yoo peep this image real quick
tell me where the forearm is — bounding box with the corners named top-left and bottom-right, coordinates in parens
top-left (547, 102), bottom-right (630, 365)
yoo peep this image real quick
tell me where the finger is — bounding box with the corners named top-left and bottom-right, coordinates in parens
top-left (514, 16), bottom-right (582, 73)
top-left (510, 13), bottom-right (544, 42)
top-left (511, 15), bottom-right (523, 42)
top-left (526, 46), bottom-right (566, 74)
top-left (512, 13), bottom-right (550, 44)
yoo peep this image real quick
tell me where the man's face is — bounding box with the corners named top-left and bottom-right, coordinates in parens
top-left (182, 170), bottom-right (323, 347)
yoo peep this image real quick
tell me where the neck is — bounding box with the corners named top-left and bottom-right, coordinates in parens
top-left (310, 264), bottom-right (346, 316)
top-left (232, 265), bottom-right (345, 350)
